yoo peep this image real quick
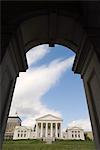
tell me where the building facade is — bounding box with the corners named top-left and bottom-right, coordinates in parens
top-left (4, 116), bottom-right (21, 139)
top-left (63, 127), bottom-right (85, 140)
top-left (13, 114), bottom-right (85, 141)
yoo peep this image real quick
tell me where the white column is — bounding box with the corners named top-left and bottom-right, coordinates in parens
top-left (56, 123), bottom-right (58, 138)
top-left (46, 122), bottom-right (48, 138)
top-left (36, 122), bottom-right (38, 138)
top-left (60, 123), bottom-right (62, 138)
top-left (40, 122), bottom-right (43, 138)
top-left (51, 123), bottom-right (53, 138)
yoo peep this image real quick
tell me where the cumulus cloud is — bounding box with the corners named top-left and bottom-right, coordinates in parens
top-left (10, 45), bottom-right (75, 127)
top-left (67, 118), bottom-right (92, 131)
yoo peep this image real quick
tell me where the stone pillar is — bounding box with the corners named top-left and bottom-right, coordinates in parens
top-left (72, 39), bottom-right (100, 149)
top-left (56, 123), bottom-right (58, 138)
top-left (51, 123), bottom-right (53, 138)
top-left (40, 122), bottom-right (43, 138)
top-left (0, 35), bottom-right (28, 147)
top-left (45, 123), bottom-right (48, 138)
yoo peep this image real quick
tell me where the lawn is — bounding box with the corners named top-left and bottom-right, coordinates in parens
top-left (3, 139), bottom-right (96, 150)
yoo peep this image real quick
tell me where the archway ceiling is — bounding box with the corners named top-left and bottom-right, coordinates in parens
top-left (1, 1), bottom-right (100, 60)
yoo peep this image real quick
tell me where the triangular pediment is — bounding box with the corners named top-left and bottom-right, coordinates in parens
top-left (36, 114), bottom-right (63, 121)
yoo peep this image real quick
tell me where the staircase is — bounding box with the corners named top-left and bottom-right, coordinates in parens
top-left (43, 137), bottom-right (55, 144)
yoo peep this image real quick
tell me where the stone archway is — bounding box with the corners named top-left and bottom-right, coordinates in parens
top-left (1, 2), bottom-right (100, 149)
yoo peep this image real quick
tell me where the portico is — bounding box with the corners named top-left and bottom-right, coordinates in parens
top-left (36, 114), bottom-right (63, 139)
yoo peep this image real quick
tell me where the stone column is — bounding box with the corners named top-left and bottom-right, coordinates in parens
top-left (56, 123), bottom-right (58, 138)
top-left (40, 122), bottom-right (43, 138)
top-left (0, 34), bottom-right (28, 147)
top-left (72, 39), bottom-right (100, 149)
top-left (51, 123), bottom-right (53, 138)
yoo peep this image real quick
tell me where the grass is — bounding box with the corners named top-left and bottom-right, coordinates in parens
top-left (3, 139), bottom-right (96, 150)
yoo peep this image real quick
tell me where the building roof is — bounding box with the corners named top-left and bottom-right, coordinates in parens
top-left (8, 116), bottom-right (22, 122)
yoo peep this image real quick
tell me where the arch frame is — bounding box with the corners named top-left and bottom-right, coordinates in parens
top-left (1, 3), bottom-right (100, 150)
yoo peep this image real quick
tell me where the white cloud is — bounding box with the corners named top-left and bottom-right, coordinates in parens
top-left (26, 45), bottom-right (51, 66)
top-left (67, 118), bottom-right (92, 131)
top-left (10, 45), bottom-right (75, 127)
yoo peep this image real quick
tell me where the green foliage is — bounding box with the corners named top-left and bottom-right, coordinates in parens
top-left (84, 133), bottom-right (92, 141)
top-left (3, 139), bottom-right (96, 150)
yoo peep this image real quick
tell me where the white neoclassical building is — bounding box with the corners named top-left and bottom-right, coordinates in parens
top-left (13, 114), bottom-right (85, 141)
top-left (36, 114), bottom-right (63, 140)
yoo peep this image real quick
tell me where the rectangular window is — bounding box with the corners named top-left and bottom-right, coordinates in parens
top-left (75, 134), bottom-right (77, 138)
top-left (21, 134), bottom-right (23, 137)
top-left (18, 134), bottom-right (19, 137)
top-left (72, 134), bottom-right (74, 138)
top-left (24, 134), bottom-right (26, 137)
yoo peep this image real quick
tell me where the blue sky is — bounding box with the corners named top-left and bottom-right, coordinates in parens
top-left (10, 44), bottom-right (91, 131)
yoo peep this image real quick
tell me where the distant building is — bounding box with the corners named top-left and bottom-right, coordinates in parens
top-left (13, 114), bottom-right (63, 141)
top-left (63, 127), bottom-right (85, 140)
top-left (5, 114), bottom-right (86, 141)
top-left (4, 116), bottom-right (21, 139)
top-left (11, 114), bottom-right (86, 141)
